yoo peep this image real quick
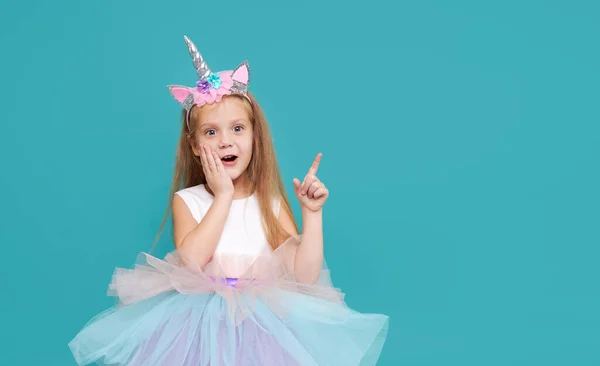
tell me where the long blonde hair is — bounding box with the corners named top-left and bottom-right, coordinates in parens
top-left (151, 92), bottom-right (298, 252)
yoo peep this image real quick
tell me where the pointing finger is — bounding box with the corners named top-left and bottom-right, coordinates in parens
top-left (307, 152), bottom-right (322, 176)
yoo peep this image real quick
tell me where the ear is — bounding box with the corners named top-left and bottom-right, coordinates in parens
top-left (231, 61), bottom-right (250, 86)
top-left (167, 85), bottom-right (192, 104)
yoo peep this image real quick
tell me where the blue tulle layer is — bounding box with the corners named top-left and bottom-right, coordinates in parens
top-left (69, 289), bottom-right (388, 365)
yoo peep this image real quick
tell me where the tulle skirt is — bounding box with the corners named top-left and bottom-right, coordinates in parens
top-left (68, 236), bottom-right (389, 365)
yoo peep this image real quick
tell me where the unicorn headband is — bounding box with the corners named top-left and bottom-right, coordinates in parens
top-left (167, 36), bottom-right (251, 131)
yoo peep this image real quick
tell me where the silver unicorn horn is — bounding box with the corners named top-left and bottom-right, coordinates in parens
top-left (184, 35), bottom-right (211, 80)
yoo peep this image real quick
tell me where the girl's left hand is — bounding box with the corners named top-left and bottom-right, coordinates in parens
top-left (293, 153), bottom-right (329, 212)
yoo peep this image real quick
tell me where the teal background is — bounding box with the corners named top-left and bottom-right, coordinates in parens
top-left (1, 0), bottom-right (599, 364)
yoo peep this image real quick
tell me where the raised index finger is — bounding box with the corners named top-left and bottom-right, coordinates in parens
top-left (307, 152), bottom-right (322, 175)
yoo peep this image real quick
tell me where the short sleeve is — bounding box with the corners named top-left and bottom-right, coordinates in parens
top-left (175, 190), bottom-right (204, 223)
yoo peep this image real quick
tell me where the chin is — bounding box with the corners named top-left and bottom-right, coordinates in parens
top-left (226, 167), bottom-right (246, 182)
top-left (222, 157), bottom-right (250, 183)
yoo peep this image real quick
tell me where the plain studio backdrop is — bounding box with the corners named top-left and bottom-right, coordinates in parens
top-left (1, 0), bottom-right (599, 365)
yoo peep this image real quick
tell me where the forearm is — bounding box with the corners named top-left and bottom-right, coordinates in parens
top-left (294, 209), bottom-right (324, 284)
top-left (181, 195), bottom-right (232, 268)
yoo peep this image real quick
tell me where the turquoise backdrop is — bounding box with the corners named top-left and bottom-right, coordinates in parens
top-left (1, 0), bottom-right (599, 365)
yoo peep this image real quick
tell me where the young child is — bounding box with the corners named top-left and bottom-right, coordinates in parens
top-left (69, 35), bottom-right (389, 365)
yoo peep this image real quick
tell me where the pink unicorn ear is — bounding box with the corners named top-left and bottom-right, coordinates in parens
top-left (231, 61), bottom-right (250, 86)
top-left (167, 85), bottom-right (192, 103)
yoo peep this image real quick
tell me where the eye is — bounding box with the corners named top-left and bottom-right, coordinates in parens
top-left (233, 125), bottom-right (244, 132)
top-left (205, 129), bottom-right (216, 136)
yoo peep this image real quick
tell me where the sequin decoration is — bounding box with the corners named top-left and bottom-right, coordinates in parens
top-left (182, 94), bottom-right (195, 111)
top-left (230, 80), bottom-right (248, 95)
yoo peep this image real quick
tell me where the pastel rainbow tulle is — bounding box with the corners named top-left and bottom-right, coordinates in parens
top-left (68, 236), bottom-right (389, 365)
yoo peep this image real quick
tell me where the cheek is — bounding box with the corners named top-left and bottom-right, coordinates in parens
top-left (197, 137), bottom-right (217, 148)
top-left (194, 135), bottom-right (206, 148)
top-left (240, 135), bottom-right (254, 155)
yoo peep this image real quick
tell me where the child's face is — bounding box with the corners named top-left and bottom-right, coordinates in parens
top-left (192, 96), bottom-right (254, 183)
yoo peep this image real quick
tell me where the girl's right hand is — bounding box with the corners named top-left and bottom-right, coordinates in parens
top-left (200, 144), bottom-right (234, 199)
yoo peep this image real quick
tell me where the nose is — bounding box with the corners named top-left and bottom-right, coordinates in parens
top-left (218, 132), bottom-right (233, 148)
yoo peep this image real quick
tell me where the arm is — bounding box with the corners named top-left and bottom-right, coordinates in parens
top-left (279, 204), bottom-right (324, 285)
top-left (295, 209), bottom-right (324, 284)
top-left (172, 194), bottom-right (233, 268)
top-left (172, 144), bottom-right (235, 268)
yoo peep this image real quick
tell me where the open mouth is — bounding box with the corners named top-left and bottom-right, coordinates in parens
top-left (221, 155), bottom-right (238, 164)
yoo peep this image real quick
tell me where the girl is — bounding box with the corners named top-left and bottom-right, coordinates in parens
top-left (69, 35), bottom-right (389, 365)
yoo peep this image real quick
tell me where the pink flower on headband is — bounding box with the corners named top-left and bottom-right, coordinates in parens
top-left (169, 67), bottom-right (247, 108)
top-left (192, 71), bottom-right (233, 104)
top-left (196, 73), bottom-right (223, 94)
